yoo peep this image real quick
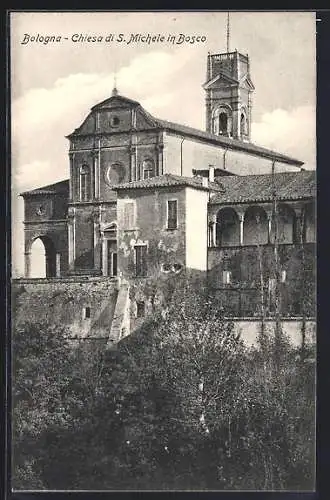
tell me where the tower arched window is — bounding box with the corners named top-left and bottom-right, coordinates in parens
top-left (212, 106), bottom-right (232, 137)
top-left (80, 164), bottom-right (91, 202)
top-left (219, 113), bottom-right (228, 135)
top-left (240, 110), bottom-right (248, 137)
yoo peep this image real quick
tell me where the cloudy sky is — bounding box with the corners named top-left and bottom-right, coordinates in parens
top-left (11, 11), bottom-right (316, 276)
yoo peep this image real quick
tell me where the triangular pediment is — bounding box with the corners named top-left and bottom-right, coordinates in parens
top-left (239, 73), bottom-right (255, 91)
top-left (203, 72), bottom-right (239, 90)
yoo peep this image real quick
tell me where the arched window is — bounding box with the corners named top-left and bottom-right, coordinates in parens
top-left (80, 164), bottom-right (91, 202)
top-left (142, 159), bottom-right (155, 179)
top-left (216, 207), bottom-right (240, 247)
top-left (243, 206), bottom-right (268, 245)
top-left (212, 106), bottom-right (232, 137)
top-left (240, 111), bottom-right (248, 136)
top-left (270, 204), bottom-right (296, 244)
top-left (219, 113), bottom-right (228, 135)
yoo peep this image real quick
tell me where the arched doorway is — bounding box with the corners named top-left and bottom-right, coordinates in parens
top-left (243, 206), bottom-right (268, 245)
top-left (216, 208), bottom-right (240, 247)
top-left (29, 236), bottom-right (57, 278)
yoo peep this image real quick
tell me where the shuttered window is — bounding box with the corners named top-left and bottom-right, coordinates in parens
top-left (167, 200), bottom-right (178, 230)
top-left (135, 245), bottom-right (147, 277)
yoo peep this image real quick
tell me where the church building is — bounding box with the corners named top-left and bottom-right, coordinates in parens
top-left (19, 48), bottom-right (316, 340)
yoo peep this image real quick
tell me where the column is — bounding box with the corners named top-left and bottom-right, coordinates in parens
top-left (210, 214), bottom-right (217, 246)
top-left (24, 252), bottom-right (31, 278)
top-left (98, 138), bottom-right (101, 198)
top-left (239, 213), bottom-right (244, 246)
top-left (294, 207), bottom-right (305, 244)
top-left (102, 236), bottom-right (107, 276)
top-left (68, 209), bottom-right (75, 271)
top-left (69, 152), bottom-right (75, 201)
top-left (267, 213), bottom-right (272, 244)
top-left (156, 144), bottom-right (164, 176)
top-left (92, 151), bottom-right (99, 199)
top-left (93, 210), bottom-right (101, 270)
top-left (129, 146), bottom-right (136, 181)
top-left (89, 151), bottom-right (95, 201)
top-left (231, 95), bottom-right (240, 139)
top-left (45, 254), bottom-right (52, 278)
top-left (56, 253), bottom-right (61, 277)
top-left (205, 96), bottom-right (212, 133)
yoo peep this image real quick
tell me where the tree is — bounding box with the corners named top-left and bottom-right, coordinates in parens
top-left (12, 275), bottom-right (315, 491)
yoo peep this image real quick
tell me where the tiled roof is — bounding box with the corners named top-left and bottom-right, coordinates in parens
top-left (113, 173), bottom-right (224, 192)
top-left (210, 170), bottom-right (316, 204)
top-left (155, 118), bottom-right (303, 166)
top-left (20, 179), bottom-right (70, 197)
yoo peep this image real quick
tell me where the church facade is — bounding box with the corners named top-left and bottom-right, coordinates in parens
top-left (20, 49), bottom-right (316, 339)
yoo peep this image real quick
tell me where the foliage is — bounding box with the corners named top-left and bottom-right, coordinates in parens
top-left (12, 280), bottom-right (315, 490)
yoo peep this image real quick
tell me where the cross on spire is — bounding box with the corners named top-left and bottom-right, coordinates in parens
top-left (112, 72), bottom-right (118, 96)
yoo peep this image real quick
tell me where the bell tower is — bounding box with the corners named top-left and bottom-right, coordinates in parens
top-left (203, 16), bottom-right (255, 142)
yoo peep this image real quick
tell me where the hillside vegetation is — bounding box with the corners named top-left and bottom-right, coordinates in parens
top-left (12, 278), bottom-right (315, 490)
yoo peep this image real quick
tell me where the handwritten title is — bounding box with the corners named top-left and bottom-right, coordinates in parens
top-left (21, 33), bottom-right (207, 46)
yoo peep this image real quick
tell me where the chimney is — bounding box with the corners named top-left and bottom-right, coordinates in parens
top-left (209, 165), bottom-right (215, 183)
top-left (202, 177), bottom-right (208, 188)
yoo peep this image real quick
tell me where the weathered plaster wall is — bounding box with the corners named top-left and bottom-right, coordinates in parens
top-left (164, 132), bottom-right (301, 178)
top-left (234, 320), bottom-right (316, 348)
top-left (12, 278), bottom-right (118, 339)
top-left (117, 187), bottom-right (186, 279)
top-left (185, 187), bottom-right (209, 270)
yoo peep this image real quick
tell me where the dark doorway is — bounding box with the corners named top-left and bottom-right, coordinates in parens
top-left (107, 241), bottom-right (117, 277)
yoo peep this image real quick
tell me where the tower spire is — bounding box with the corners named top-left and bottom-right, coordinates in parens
top-left (226, 11), bottom-right (230, 53)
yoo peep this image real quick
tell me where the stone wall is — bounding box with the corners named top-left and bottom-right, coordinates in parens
top-left (12, 277), bottom-right (118, 339)
top-left (12, 273), bottom-right (316, 350)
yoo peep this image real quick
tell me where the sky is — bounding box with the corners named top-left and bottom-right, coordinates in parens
top-left (10, 11), bottom-right (316, 277)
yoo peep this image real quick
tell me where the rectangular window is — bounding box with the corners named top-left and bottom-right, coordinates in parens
top-left (144, 169), bottom-right (152, 180)
top-left (135, 245), bottom-right (147, 277)
top-left (136, 301), bottom-right (145, 318)
top-left (222, 270), bottom-right (232, 285)
top-left (83, 306), bottom-right (91, 319)
top-left (124, 202), bottom-right (135, 229)
top-left (167, 200), bottom-right (178, 230)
